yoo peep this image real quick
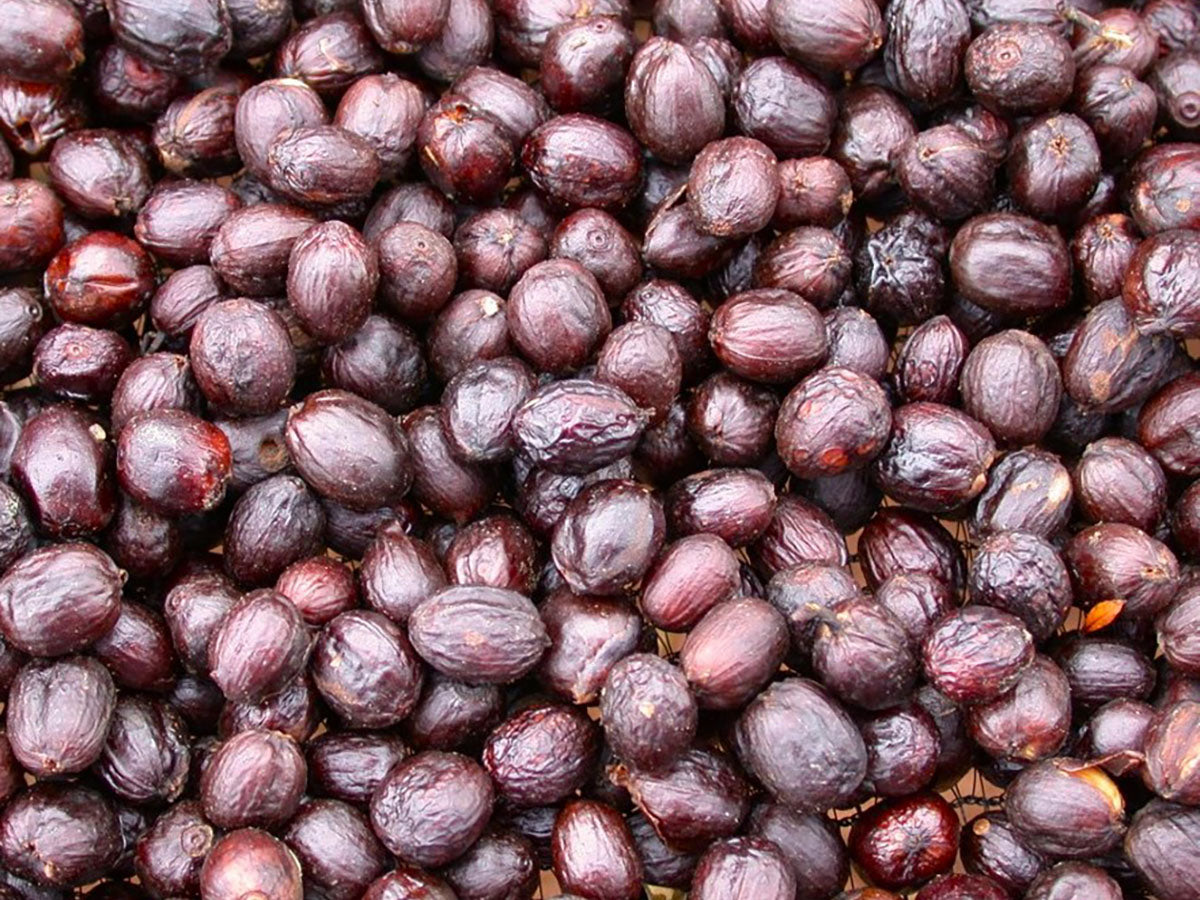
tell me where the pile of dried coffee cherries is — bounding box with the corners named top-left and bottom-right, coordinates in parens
top-left (0, 0), bottom-right (1197, 896)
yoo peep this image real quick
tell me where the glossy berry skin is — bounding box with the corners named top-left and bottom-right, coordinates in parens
top-left (117, 410), bottom-right (232, 517)
top-left (849, 793), bottom-right (959, 891)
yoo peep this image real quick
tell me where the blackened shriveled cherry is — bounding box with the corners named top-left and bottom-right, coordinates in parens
top-left (849, 793), bottom-right (959, 891)
top-left (874, 402), bottom-right (996, 514)
top-left (448, 67), bottom-right (547, 148)
top-left (153, 87), bottom-right (240, 179)
top-left (402, 671), bottom-right (502, 752)
top-left (416, 97), bottom-right (513, 205)
top-left (199, 829), bottom-right (302, 900)
top-left (923, 606), bottom-right (1035, 705)
top-left (370, 750), bottom-right (493, 868)
top-left (221, 675), bottom-right (320, 743)
top-left (0, 783), bottom-right (122, 888)
top-left (1005, 758), bottom-right (1126, 859)
top-left (311, 610), bottom-right (423, 729)
top-left (1127, 143), bottom-right (1200, 235)
top-left (375, 222), bottom-right (456, 323)
top-left (428, 290), bottom-right (510, 383)
top-left (776, 367), bottom-right (891, 480)
top-left (0, 77), bottom-right (86, 158)
top-left (612, 747), bottom-right (751, 852)
top-left (540, 16), bottom-right (634, 113)
top-left (965, 23), bottom-right (1075, 117)
top-left (409, 584), bottom-right (549, 684)
top-left (831, 85), bottom-right (916, 202)
top-left (190, 297), bottom-right (297, 416)
top-left (1073, 65), bottom-right (1158, 162)
top-left (1054, 635), bottom-right (1157, 711)
top-left (735, 677), bottom-right (866, 812)
top-left (117, 410), bottom-right (232, 517)
top-left (895, 126), bottom-right (995, 223)
top-left (622, 280), bottom-right (712, 385)
top-left (416, 0), bottom-right (494, 81)
top-left (643, 202), bottom-right (736, 280)
top-left (274, 12), bottom-right (386, 96)
top-left (507, 259), bottom-right (611, 375)
top-left (207, 590), bottom-right (311, 704)
top-left (599, 652), bottom-right (696, 773)
top-left (864, 573), bottom-right (945, 651)
top-left (1008, 113), bottom-right (1102, 221)
top-left (812, 596), bottom-right (918, 711)
top-left (403, 407), bottom-right (494, 525)
top-left (453, 210), bottom-right (545, 299)
top-left (110, 353), bottom-right (199, 437)
top-left (1123, 230), bottom-right (1200, 339)
top-left (513, 379), bottom-right (646, 476)
top-left (7, 654), bottom-right (115, 777)
top-left (1066, 522), bottom-right (1179, 618)
top-left (281, 800), bottom-right (385, 900)
top-left (552, 479), bottom-right (665, 597)
top-left (624, 38), bottom-right (724, 166)
top-left (323, 315), bottom-right (425, 415)
top-left (440, 356), bottom-right (533, 463)
top-left (950, 212), bottom-right (1071, 317)
top-left (359, 523), bottom-right (445, 626)
top-left (199, 729), bottom-right (306, 830)
top-left (234, 79), bottom-right (328, 180)
top-left (0, 180), bottom-right (64, 273)
top-left (773, 158), bottom-right (852, 231)
top-left (1125, 799), bottom-right (1200, 900)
